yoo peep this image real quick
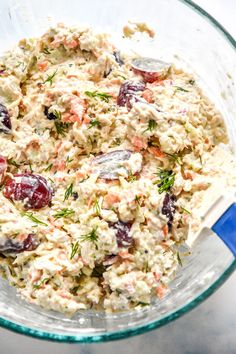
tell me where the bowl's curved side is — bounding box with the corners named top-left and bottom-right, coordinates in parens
top-left (0, 260), bottom-right (235, 343)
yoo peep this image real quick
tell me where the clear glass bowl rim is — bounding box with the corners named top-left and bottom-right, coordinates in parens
top-left (0, 0), bottom-right (235, 343)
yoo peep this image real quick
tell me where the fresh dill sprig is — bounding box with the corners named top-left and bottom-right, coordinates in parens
top-left (85, 91), bottom-right (112, 103)
top-left (180, 206), bottom-right (191, 215)
top-left (154, 168), bottom-right (175, 194)
top-left (43, 70), bottom-right (57, 85)
top-left (93, 198), bottom-right (101, 216)
top-left (135, 195), bottom-right (142, 205)
top-left (7, 158), bottom-right (21, 169)
top-left (177, 252), bottom-right (183, 267)
top-left (52, 110), bottom-right (70, 136)
top-left (88, 118), bottom-right (101, 129)
top-left (22, 212), bottom-right (48, 226)
top-left (165, 152), bottom-right (182, 165)
top-left (53, 208), bottom-right (75, 219)
top-left (143, 119), bottom-right (157, 133)
top-left (28, 163), bottom-right (33, 173)
top-left (66, 156), bottom-right (74, 164)
top-left (70, 241), bottom-right (79, 260)
top-left (174, 86), bottom-right (189, 92)
top-left (127, 172), bottom-right (137, 182)
top-left (81, 227), bottom-right (98, 245)
top-left (44, 163), bottom-right (53, 172)
top-left (69, 285), bottom-right (80, 295)
top-left (64, 183), bottom-right (74, 201)
top-left (42, 47), bottom-right (52, 55)
top-left (33, 277), bottom-right (50, 289)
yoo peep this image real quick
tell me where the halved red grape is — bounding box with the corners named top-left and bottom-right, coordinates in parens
top-left (131, 57), bottom-right (170, 83)
top-left (109, 220), bottom-right (133, 247)
top-left (0, 155), bottom-right (7, 180)
top-left (161, 193), bottom-right (176, 231)
top-left (92, 150), bottom-right (141, 180)
top-left (0, 233), bottom-right (38, 254)
top-left (0, 103), bottom-right (12, 133)
top-left (3, 173), bottom-right (52, 210)
top-left (117, 80), bottom-right (145, 109)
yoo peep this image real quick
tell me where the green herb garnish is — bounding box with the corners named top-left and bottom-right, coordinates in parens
top-left (43, 70), bottom-right (57, 85)
top-left (29, 163), bottom-right (33, 173)
top-left (180, 206), bottom-right (191, 215)
top-left (64, 183), bottom-right (74, 201)
top-left (189, 79), bottom-right (195, 85)
top-left (143, 119), bottom-right (157, 133)
top-left (135, 195), bottom-right (142, 204)
top-left (42, 47), bottom-right (52, 55)
top-left (85, 91), bottom-right (112, 103)
top-left (154, 168), bottom-right (175, 194)
top-left (33, 277), bottom-right (50, 289)
top-left (91, 264), bottom-right (106, 277)
top-left (88, 119), bottom-right (101, 129)
top-left (22, 212), bottom-right (48, 226)
top-left (81, 227), bottom-right (98, 245)
top-left (137, 301), bottom-right (149, 307)
top-left (69, 285), bottom-right (80, 295)
top-left (177, 252), bottom-right (183, 267)
top-left (44, 163), bottom-right (53, 172)
top-left (53, 111), bottom-right (69, 136)
top-left (66, 156), bottom-right (74, 164)
top-left (165, 152), bottom-right (181, 165)
top-left (53, 208), bottom-right (75, 219)
top-left (16, 61), bottom-right (26, 71)
top-left (93, 199), bottom-right (101, 216)
top-left (174, 86), bottom-right (189, 93)
top-left (113, 137), bottom-right (122, 146)
top-left (70, 241), bottom-right (79, 260)
top-left (127, 172), bottom-right (137, 182)
top-left (199, 155), bottom-right (203, 165)
top-left (7, 158), bottom-right (21, 168)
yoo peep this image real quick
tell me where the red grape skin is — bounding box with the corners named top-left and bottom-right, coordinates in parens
top-left (109, 220), bottom-right (133, 248)
top-left (0, 233), bottom-right (38, 254)
top-left (3, 173), bottom-right (52, 210)
top-left (117, 81), bottom-right (145, 109)
top-left (0, 103), bottom-right (12, 133)
top-left (0, 155), bottom-right (7, 180)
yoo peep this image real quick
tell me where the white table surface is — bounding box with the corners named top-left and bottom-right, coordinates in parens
top-left (0, 1), bottom-right (235, 353)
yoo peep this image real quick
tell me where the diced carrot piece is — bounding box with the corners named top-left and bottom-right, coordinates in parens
top-left (54, 160), bottom-right (66, 171)
top-left (55, 141), bottom-right (62, 153)
top-left (65, 39), bottom-right (79, 49)
top-left (76, 171), bottom-right (86, 181)
top-left (148, 146), bottom-right (165, 158)
top-left (142, 89), bottom-right (154, 103)
top-left (103, 193), bottom-right (121, 208)
top-left (153, 272), bottom-right (161, 281)
top-left (50, 36), bottom-right (65, 48)
top-left (38, 61), bottom-right (48, 72)
top-left (162, 225), bottom-right (168, 237)
top-left (184, 172), bottom-right (193, 180)
top-left (131, 136), bottom-right (147, 151)
top-left (83, 114), bottom-right (91, 125)
top-left (156, 284), bottom-right (168, 298)
top-left (62, 97), bottom-right (87, 124)
top-left (118, 250), bottom-right (133, 260)
top-left (66, 75), bottom-right (78, 79)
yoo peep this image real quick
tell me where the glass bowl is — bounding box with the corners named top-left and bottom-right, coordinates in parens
top-left (0, 0), bottom-right (235, 343)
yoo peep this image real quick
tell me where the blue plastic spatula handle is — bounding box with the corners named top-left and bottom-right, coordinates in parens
top-left (212, 203), bottom-right (236, 257)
